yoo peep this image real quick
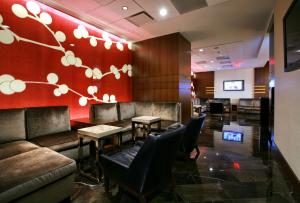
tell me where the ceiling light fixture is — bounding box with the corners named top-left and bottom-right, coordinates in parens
top-left (296, 49), bottom-right (300, 53)
top-left (159, 8), bottom-right (168, 17)
top-left (199, 48), bottom-right (204, 52)
top-left (122, 6), bottom-right (128, 11)
top-left (210, 60), bottom-right (214, 63)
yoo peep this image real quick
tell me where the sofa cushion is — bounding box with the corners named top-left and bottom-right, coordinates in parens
top-left (30, 131), bottom-right (89, 152)
top-left (152, 102), bottom-right (180, 121)
top-left (0, 141), bottom-right (39, 160)
top-left (91, 103), bottom-right (118, 123)
top-left (135, 102), bottom-right (153, 116)
top-left (253, 99), bottom-right (261, 107)
top-left (239, 99), bottom-right (253, 107)
top-left (0, 109), bottom-right (26, 144)
top-left (0, 148), bottom-right (76, 203)
top-left (26, 106), bottom-right (71, 139)
top-left (118, 102), bottom-right (135, 120)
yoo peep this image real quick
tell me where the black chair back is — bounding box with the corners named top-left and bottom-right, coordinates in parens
top-left (128, 126), bottom-right (185, 193)
top-left (181, 115), bottom-right (206, 154)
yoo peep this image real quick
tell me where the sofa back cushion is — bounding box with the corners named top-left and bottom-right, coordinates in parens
top-left (135, 102), bottom-right (153, 117)
top-left (118, 102), bottom-right (135, 120)
top-left (152, 102), bottom-right (180, 121)
top-left (91, 103), bottom-right (118, 123)
top-left (239, 99), bottom-right (253, 107)
top-left (0, 109), bottom-right (26, 144)
top-left (253, 99), bottom-right (261, 107)
top-left (26, 106), bottom-right (71, 139)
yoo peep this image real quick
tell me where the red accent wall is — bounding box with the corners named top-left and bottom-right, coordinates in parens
top-left (0, 0), bottom-right (132, 119)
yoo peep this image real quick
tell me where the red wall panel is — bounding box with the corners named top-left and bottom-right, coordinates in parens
top-left (0, 0), bottom-right (132, 119)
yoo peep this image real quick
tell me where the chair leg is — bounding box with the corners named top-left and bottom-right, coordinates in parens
top-left (138, 194), bottom-right (147, 203)
top-left (195, 146), bottom-right (200, 158)
top-left (104, 176), bottom-right (110, 193)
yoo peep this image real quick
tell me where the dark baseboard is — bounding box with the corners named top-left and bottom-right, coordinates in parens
top-left (272, 144), bottom-right (300, 200)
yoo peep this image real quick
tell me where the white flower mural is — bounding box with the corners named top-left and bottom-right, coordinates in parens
top-left (0, 1), bottom-right (134, 106)
top-left (0, 73), bottom-right (117, 106)
top-left (0, 1), bottom-right (133, 80)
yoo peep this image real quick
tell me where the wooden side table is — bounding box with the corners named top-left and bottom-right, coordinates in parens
top-left (77, 125), bottom-right (123, 183)
top-left (131, 116), bottom-right (161, 141)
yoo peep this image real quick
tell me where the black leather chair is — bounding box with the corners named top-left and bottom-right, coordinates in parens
top-left (100, 126), bottom-right (186, 203)
top-left (178, 115), bottom-right (206, 159)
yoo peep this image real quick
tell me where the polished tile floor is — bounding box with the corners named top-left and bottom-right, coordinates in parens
top-left (71, 114), bottom-right (300, 203)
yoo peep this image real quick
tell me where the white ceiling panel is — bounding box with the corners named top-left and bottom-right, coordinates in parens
top-left (90, 0), bottom-right (143, 23)
top-left (135, 0), bottom-right (180, 21)
top-left (56, 0), bottom-right (101, 12)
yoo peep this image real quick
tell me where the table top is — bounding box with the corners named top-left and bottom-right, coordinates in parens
top-left (78, 125), bottom-right (123, 139)
top-left (132, 116), bottom-right (161, 124)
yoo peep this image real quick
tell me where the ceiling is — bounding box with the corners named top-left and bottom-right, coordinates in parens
top-left (37, 0), bottom-right (276, 72)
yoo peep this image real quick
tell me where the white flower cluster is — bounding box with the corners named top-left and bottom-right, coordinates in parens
top-left (87, 85), bottom-right (98, 95)
top-left (12, 2), bottom-right (52, 24)
top-left (110, 65), bottom-right (120, 79)
top-left (85, 67), bottom-right (103, 80)
top-left (102, 94), bottom-right (116, 103)
top-left (9, 2), bottom-right (67, 44)
top-left (0, 74), bottom-right (26, 95)
top-left (61, 50), bottom-right (82, 67)
top-left (73, 25), bottom-right (89, 39)
top-left (122, 64), bottom-right (133, 77)
top-left (46, 73), bottom-right (69, 97)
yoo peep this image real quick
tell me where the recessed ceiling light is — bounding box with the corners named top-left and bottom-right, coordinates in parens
top-left (199, 48), bottom-right (204, 52)
top-left (296, 50), bottom-right (300, 53)
top-left (122, 6), bottom-right (128, 10)
top-left (210, 60), bottom-right (214, 63)
top-left (159, 8), bottom-right (168, 17)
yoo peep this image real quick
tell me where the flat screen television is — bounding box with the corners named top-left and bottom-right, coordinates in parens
top-left (223, 80), bottom-right (244, 91)
top-left (222, 131), bottom-right (243, 143)
top-left (284, 0), bottom-right (300, 72)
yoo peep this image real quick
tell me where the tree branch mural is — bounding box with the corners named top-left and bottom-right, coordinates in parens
top-left (0, 1), bottom-right (133, 106)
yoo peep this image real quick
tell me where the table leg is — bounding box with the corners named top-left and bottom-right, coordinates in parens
top-left (158, 121), bottom-right (161, 132)
top-left (132, 122), bottom-right (136, 142)
top-left (77, 137), bottom-right (83, 170)
top-left (118, 132), bottom-right (122, 149)
top-left (95, 140), bottom-right (102, 183)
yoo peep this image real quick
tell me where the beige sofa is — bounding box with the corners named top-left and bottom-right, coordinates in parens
top-left (0, 108), bottom-right (77, 203)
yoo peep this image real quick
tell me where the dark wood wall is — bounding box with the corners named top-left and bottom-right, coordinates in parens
top-left (132, 33), bottom-right (191, 123)
top-left (254, 62), bottom-right (269, 98)
top-left (193, 71), bottom-right (215, 98)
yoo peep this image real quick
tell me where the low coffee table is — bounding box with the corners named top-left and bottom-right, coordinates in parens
top-left (77, 125), bottom-right (123, 183)
top-left (132, 116), bottom-right (161, 141)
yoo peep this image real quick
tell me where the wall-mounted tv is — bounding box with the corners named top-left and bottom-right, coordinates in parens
top-left (284, 0), bottom-right (300, 72)
top-left (223, 80), bottom-right (244, 91)
top-left (222, 131), bottom-right (243, 143)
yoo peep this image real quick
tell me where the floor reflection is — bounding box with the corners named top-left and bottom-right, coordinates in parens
top-left (72, 114), bottom-right (299, 203)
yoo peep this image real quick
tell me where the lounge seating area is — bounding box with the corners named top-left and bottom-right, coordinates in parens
top-left (1, 0), bottom-right (300, 202)
top-left (194, 98), bottom-right (262, 115)
top-left (0, 104), bottom-right (206, 203)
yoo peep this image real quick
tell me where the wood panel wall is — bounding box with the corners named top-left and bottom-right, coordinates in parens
top-left (132, 33), bottom-right (191, 123)
top-left (254, 62), bottom-right (269, 98)
top-left (193, 71), bottom-right (215, 98)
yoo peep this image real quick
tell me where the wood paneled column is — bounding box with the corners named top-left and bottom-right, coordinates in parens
top-left (132, 33), bottom-right (191, 123)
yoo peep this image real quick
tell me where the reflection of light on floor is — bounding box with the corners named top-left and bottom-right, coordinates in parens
top-left (233, 161), bottom-right (240, 170)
